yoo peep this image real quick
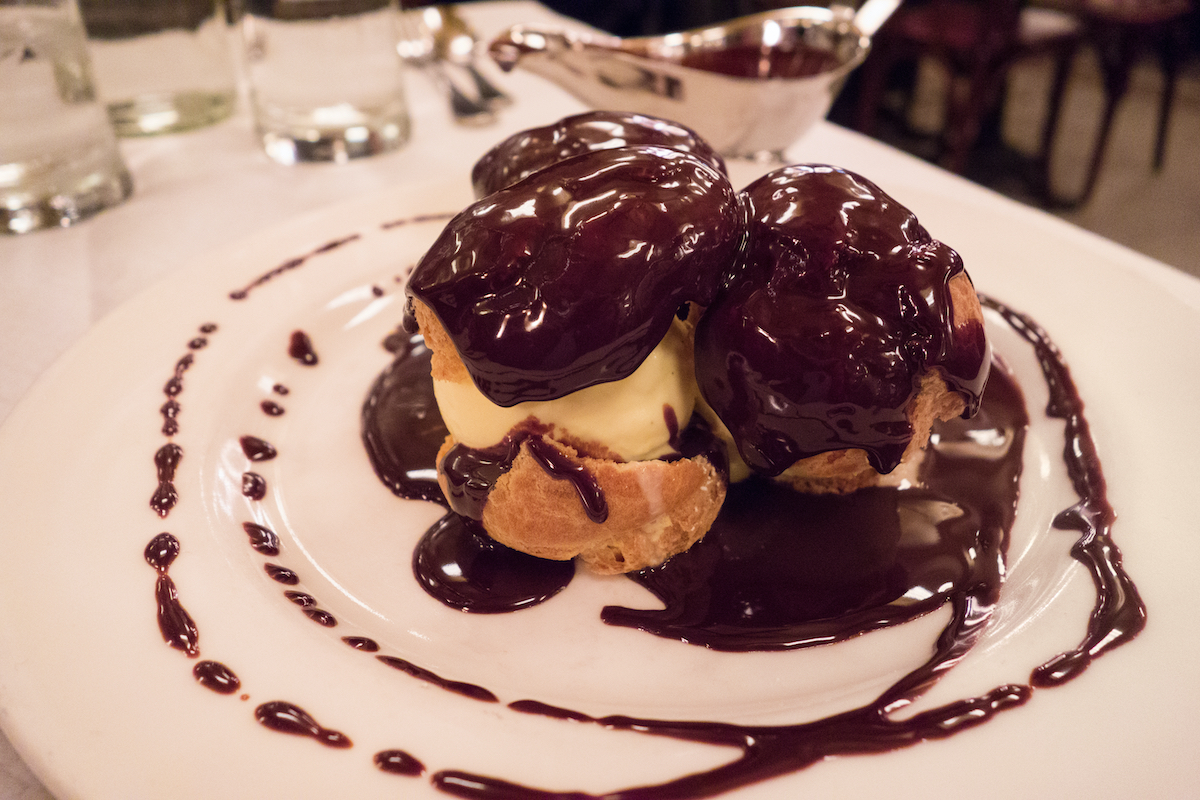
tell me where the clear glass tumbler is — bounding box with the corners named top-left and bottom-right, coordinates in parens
top-left (240, 0), bottom-right (411, 164)
top-left (1, 0), bottom-right (132, 234)
top-left (79, 0), bottom-right (238, 136)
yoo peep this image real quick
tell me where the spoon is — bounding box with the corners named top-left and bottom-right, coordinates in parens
top-left (399, 9), bottom-right (495, 125)
top-left (427, 5), bottom-right (512, 109)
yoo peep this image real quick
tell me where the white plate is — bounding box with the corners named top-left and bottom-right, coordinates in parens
top-left (1, 176), bottom-right (1198, 800)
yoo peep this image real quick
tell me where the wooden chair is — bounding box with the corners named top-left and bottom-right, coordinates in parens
top-left (1046, 0), bottom-right (1194, 205)
top-left (853, 0), bottom-right (1084, 194)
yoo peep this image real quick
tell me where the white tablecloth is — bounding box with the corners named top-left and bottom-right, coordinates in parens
top-left (3, 3), bottom-right (1199, 797)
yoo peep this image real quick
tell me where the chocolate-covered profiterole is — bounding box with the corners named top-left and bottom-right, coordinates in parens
top-left (696, 164), bottom-right (990, 478)
top-left (406, 145), bottom-right (743, 407)
top-left (470, 110), bottom-right (727, 198)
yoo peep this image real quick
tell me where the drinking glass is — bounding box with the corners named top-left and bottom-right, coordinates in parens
top-left (79, 0), bottom-right (238, 136)
top-left (1, 0), bottom-right (132, 234)
top-left (239, 0), bottom-right (411, 164)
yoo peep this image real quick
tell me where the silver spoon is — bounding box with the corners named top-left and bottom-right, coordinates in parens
top-left (429, 5), bottom-right (511, 109)
top-left (399, 9), bottom-right (495, 126)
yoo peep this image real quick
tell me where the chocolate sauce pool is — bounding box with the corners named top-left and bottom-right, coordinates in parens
top-left (130, 211), bottom-right (1142, 797)
top-left (358, 295), bottom-right (1145, 797)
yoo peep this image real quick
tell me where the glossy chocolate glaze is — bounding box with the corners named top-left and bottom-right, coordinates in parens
top-left (470, 111), bottom-right (727, 198)
top-left (695, 165), bottom-right (990, 476)
top-left (405, 146), bottom-right (743, 407)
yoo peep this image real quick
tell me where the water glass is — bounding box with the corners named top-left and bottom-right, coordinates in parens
top-left (1, 0), bottom-right (132, 234)
top-left (78, 0), bottom-right (238, 136)
top-left (239, 0), bottom-right (411, 164)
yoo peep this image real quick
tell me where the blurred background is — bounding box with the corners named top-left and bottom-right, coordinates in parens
top-left (531, 0), bottom-right (1200, 278)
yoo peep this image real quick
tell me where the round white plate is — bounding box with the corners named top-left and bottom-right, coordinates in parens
top-left (1, 176), bottom-right (1197, 800)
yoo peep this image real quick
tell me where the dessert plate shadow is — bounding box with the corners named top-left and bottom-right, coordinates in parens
top-left (0, 177), bottom-right (1197, 799)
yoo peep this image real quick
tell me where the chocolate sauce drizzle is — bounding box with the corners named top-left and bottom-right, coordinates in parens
top-left (194, 660), bottom-right (241, 694)
top-left (260, 399), bottom-right (285, 417)
top-left (133, 204), bottom-right (1143, 796)
top-left (241, 471), bottom-right (267, 501)
top-left (288, 330), bottom-right (319, 366)
top-left (242, 521), bottom-right (280, 556)
top-left (357, 295), bottom-right (1144, 798)
top-left (239, 436), bottom-right (277, 462)
top-left (145, 532), bottom-right (199, 657)
top-left (150, 443), bottom-right (182, 518)
top-left (376, 656), bottom-right (499, 703)
top-left (980, 295), bottom-right (1146, 685)
top-left (228, 235), bottom-right (361, 301)
top-left (254, 701), bottom-right (352, 748)
top-left (374, 749), bottom-right (425, 776)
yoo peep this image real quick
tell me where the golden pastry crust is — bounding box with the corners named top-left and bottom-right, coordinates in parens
top-left (774, 271), bottom-right (985, 494)
top-left (417, 298), bottom-right (726, 574)
top-left (436, 435), bottom-right (725, 574)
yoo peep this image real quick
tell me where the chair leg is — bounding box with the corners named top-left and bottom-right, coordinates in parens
top-left (1036, 40), bottom-right (1080, 205)
top-left (1074, 25), bottom-right (1136, 206)
top-left (1152, 20), bottom-right (1185, 171)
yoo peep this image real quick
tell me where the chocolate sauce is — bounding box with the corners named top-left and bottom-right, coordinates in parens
top-left (264, 563), bottom-right (299, 585)
top-left (376, 656), bottom-right (499, 703)
top-left (412, 514), bottom-right (574, 613)
top-left (144, 533), bottom-right (199, 657)
top-left (695, 165), bottom-right (990, 476)
top-left (342, 636), bottom-right (380, 652)
top-left (470, 111), bottom-right (727, 198)
top-left (360, 334), bottom-right (450, 505)
top-left (374, 749), bottom-right (425, 776)
top-left (150, 443), bottom-right (182, 518)
top-left (358, 294), bottom-right (1144, 798)
top-left (229, 234), bottom-right (360, 301)
top-left (254, 701), bottom-right (352, 748)
top-left (379, 212), bottom-right (455, 231)
top-left (194, 660), bottom-right (241, 694)
top-left (163, 353), bottom-right (192, 398)
top-left (406, 146), bottom-right (743, 407)
top-left (260, 399), bottom-right (285, 416)
top-left (604, 366), bottom-right (1025, 650)
top-left (239, 435), bottom-right (277, 462)
top-left (288, 330), bottom-right (319, 366)
top-left (980, 296), bottom-right (1146, 685)
top-left (158, 324), bottom-right (217, 436)
top-left (242, 521), bottom-right (280, 556)
top-left (678, 42), bottom-right (844, 79)
top-left (242, 471), bottom-right (267, 501)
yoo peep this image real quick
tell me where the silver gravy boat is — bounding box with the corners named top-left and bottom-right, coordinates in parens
top-left (489, 0), bottom-right (900, 160)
